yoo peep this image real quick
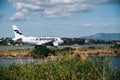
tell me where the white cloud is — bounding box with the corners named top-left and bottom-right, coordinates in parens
top-left (10, 12), bottom-right (29, 21)
top-left (9, 0), bottom-right (119, 21)
top-left (13, 2), bottom-right (40, 11)
top-left (83, 23), bottom-right (92, 27)
top-left (51, 0), bottom-right (73, 3)
top-left (105, 23), bottom-right (111, 27)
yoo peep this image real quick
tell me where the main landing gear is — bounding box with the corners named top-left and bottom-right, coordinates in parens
top-left (35, 45), bottom-right (47, 49)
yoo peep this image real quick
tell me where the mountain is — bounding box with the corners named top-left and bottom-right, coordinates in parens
top-left (82, 33), bottom-right (120, 40)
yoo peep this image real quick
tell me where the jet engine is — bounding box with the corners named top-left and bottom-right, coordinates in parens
top-left (53, 42), bottom-right (59, 47)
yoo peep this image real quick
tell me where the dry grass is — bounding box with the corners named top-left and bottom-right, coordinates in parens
top-left (0, 49), bottom-right (32, 58)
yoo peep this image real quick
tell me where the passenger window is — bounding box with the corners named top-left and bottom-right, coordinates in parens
top-left (36, 38), bottom-right (38, 41)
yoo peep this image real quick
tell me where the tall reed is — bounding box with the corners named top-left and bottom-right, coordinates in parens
top-left (0, 54), bottom-right (118, 80)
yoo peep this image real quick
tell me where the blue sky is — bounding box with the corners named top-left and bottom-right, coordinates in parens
top-left (0, 0), bottom-right (120, 38)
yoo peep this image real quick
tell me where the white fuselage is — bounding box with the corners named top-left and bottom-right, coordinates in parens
top-left (21, 36), bottom-right (63, 46)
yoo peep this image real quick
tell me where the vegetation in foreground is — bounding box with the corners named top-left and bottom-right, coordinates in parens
top-left (0, 45), bottom-right (120, 80)
top-left (0, 53), bottom-right (120, 80)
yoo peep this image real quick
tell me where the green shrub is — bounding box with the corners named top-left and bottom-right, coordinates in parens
top-left (88, 46), bottom-right (95, 49)
top-left (61, 47), bottom-right (73, 51)
top-left (31, 47), bottom-right (74, 58)
top-left (110, 44), bottom-right (120, 49)
top-left (0, 55), bottom-right (118, 80)
top-left (31, 48), bottom-right (54, 58)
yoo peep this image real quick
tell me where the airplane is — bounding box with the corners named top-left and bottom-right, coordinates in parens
top-left (12, 25), bottom-right (63, 48)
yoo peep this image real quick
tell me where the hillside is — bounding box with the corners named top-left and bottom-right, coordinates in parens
top-left (82, 33), bottom-right (120, 40)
